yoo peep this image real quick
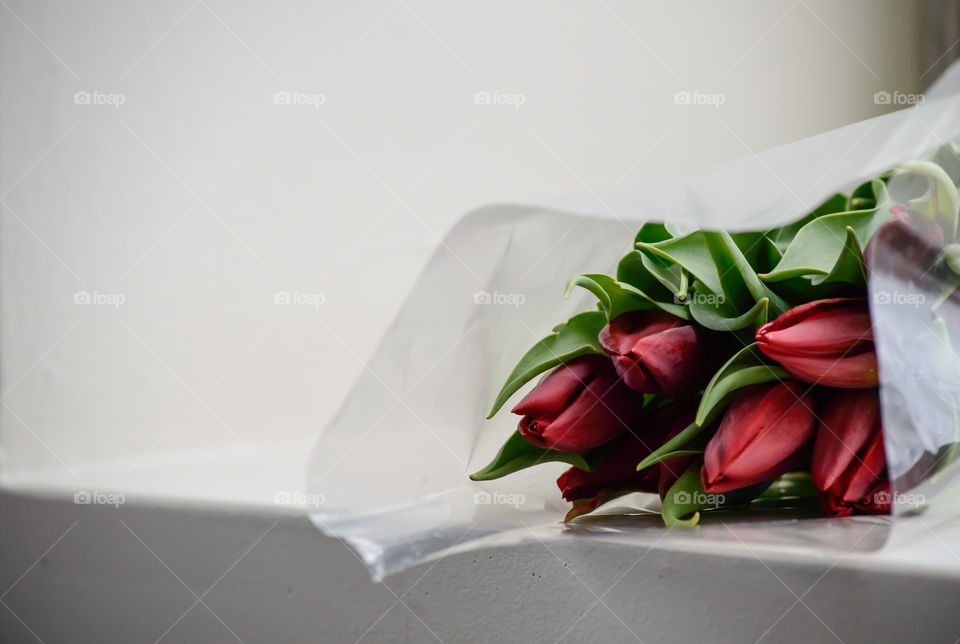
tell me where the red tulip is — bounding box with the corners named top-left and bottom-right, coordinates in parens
top-left (556, 430), bottom-right (661, 502)
top-left (702, 382), bottom-right (816, 494)
top-left (756, 298), bottom-right (878, 388)
top-left (811, 388), bottom-right (889, 516)
top-left (598, 311), bottom-right (704, 396)
top-left (513, 355), bottom-right (643, 452)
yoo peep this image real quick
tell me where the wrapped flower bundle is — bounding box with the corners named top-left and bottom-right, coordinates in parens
top-left (471, 151), bottom-right (960, 527)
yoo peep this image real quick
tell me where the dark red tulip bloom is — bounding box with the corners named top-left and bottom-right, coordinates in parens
top-left (756, 298), bottom-right (878, 388)
top-left (598, 311), bottom-right (704, 396)
top-left (702, 382), bottom-right (816, 494)
top-left (556, 430), bottom-right (662, 503)
top-left (811, 388), bottom-right (889, 517)
top-left (513, 355), bottom-right (643, 452)
top-left (657, 408), bottom-right (698, 496)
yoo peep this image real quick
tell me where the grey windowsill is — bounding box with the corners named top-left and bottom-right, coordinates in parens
top-left (2, 491), bottom-right (959, 643)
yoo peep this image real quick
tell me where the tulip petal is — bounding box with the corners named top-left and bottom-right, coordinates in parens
top-left (755, 298), bottom-right (878, 388)
top-left (833, 428), bottom-right (886, 502)
top-left (511, 355), bottom-right (601, 417)
top-left (702, 382), bottom-right (816, 493)
top-left (758, 346), bottom-right (878, 388)
top-left (811, 389), bottom-right (880, 492)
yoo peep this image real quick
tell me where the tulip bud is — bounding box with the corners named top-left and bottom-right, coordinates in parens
top-left (811, 388), bottom-right (889, 516)
top-left (756, 298), bottom-right (878, 388)
top-left (513, 355), bottom-right (643, 452)
top-left (598, 310), bottom-right (704, 396)
top-left (557, 429), bottom-right (662, 502)
top-left (702, 382), bottom-right (816, 494)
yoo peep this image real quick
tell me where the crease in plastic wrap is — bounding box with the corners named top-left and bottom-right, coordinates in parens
top-left (308, 62), bottom-right (960, 579)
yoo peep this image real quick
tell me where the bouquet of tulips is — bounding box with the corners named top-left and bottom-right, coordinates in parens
top-left (471, 148), bottom-right (960, 527)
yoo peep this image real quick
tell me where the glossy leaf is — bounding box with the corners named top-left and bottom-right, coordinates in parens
top-left (636, 231), bottom-right (725, 296)
top-left (636, 421), bottom-right (702, 472)
top-left (812, 225), bottom-right (866, 287)
top-left (565, 274), bottom-right (689, 320)
top-left (759, 183), bottom-right (890, 285)
top-left (469, 430), bottom-right (607, 481)
top-left (689, 293), bottom-right (769, 332)
top-left (616, 251), bottom-right (675, 299)
top-left (894, 160), bottom-right (960, 241)
top-left (661, 464), bottom-right (771, 527)
top-left (487, 311), bottom-right (606, 418)
top-left (771, 193), bottom-right (848, 253)
top-left (696, 343), bottom-right (791, 427)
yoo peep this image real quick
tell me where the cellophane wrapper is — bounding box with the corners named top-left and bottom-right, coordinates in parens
top-left (307, 62), bottom-right (960, 579)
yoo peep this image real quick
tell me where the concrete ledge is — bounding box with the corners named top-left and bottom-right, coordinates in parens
top-left (2, 492), bottom-right (959, 643)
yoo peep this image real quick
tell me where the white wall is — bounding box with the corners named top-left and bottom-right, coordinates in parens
top-left (0, 0), bottom-right (924, 505)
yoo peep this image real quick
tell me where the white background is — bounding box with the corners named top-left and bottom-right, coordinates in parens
top-left (0, 0), bottom-right (926, 505)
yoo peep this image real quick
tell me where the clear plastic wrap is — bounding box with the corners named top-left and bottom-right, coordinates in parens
top-left (308, 62), bottom-right (960, 579)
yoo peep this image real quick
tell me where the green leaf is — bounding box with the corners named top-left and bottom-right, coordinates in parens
top-left (696, 343), bottom-right (790, 427)
top-left (634, 222), bottom-right (675, 245)
top-left (661, 465), bottom-right (706, 527)
top-left (469, 430), bottom-right (608, 481)
top-left (565, 274), bottom-right (689, 320)
top-left (847, 180), bottom-right (880, 211)
top-left (637, 447), bottom-right (703, 470)
top-left (729, 231), bottom-right (782, 274)
top-left (487, 311), bottom-right (606, 418)
top-left (636, 231), bottom-right (725, 296)
top-left (759, 193), bottom-right (890, 285)
top-left (637, 231), bottom-right (788, 326)
top-left (770, 193), bottom-right (848, 253)
top-left (894, 160), bottom-right (960, 241)
top-left (812, 225), bottom-right (866, 287)
top-left (661, 464), bottom-right (772, 528)
top-left (642, 252), bottom-right (687, 296)
top-left (689, 294), bottom-right (769, 332)
top-left (616, 251), bottom-right (676, 300)
top-left (636, 421), bottom-right (703, 472)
